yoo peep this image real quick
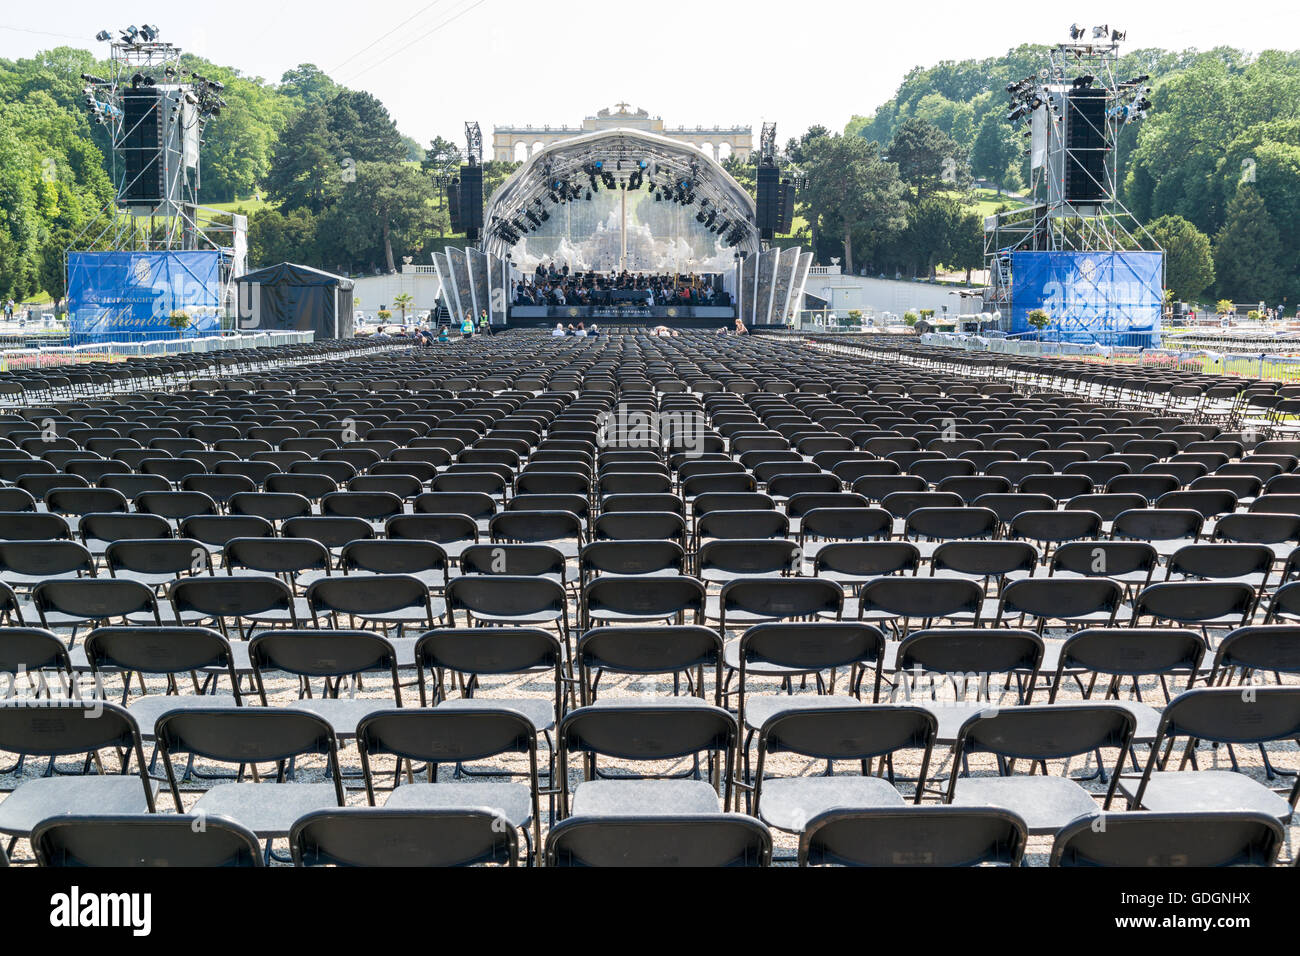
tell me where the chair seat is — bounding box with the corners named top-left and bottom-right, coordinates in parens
top-left (285, 697), bottom-right (394, 738)
top-left (723, 639), bottom-right (820, 679)
top-left (758, 775), bottom-right (905, 832)
top-left (325, 599), bottom-right (447, 627)
top-left (1119, 770), bottom-right (1295, 821)
top-left (384, 781), bottom-right (533, 827)
top-left (570, 778), bottom-right (720, 816)
top-left (742, 693), bottom-right (866, 732)
top-left (436, 695), bottom-right (556, 732)
top-left (950, 775), bottom-right (1100, 835)
top-left (127, 693), bottom-right (240, 739)
top-left (0, 775), bottom-right (157, 836)
top-left (192, 782), bottom-right (341, 838)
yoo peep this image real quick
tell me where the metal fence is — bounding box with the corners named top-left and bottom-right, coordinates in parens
top-left (917, 331), bottom-right (1300, 382)
top-left (0, 330), bottom-right (316, 372)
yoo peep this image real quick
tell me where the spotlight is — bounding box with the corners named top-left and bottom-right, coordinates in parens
top-left (1092, 24), bottom-right (1109, 38)
top-left (120, 25), bottom-right (139, 42)
top-left (81, 73), bottom-right (108, 85)
top-left (1069, 23), bottom-right (1084, 40)
top-left (1111, 29), bottom-right (1126, 41)
top-left (1072, 75), bottom-right (1094, 89)
top-left (95, 30), bottom-right (111, 41)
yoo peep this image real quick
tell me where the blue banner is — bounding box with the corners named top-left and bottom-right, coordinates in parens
top-left (68, 251), bottom-right (222, 343)
top-left (1009, 251), bottom-right (1163, 347)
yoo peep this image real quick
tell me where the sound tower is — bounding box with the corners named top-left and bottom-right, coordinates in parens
top-left (1065, 87), bottom-right (1108, 204)
top-left (777, 178), bottom-right (795, 235)
top-left (756, 165), bottom-right (780, 239)
top-left (448, 178), bottom-right (462, 233)
top-left (121, 87), bottom-right (163, 205)
top-left (459, 163), bottom-right (484, 240)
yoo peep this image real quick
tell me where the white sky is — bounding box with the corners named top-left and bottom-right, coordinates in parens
top-left (2, 0), bottom-right (1293, 147)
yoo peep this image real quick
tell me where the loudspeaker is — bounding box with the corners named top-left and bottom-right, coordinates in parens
top-left (1065, 88), bottom-right (1108, 204)
top-left (756, 165), bottom-right (780, 238)
top-left (777, 179), bottom-right (795, 234)
top-left (448, 178), bottom-right (462, 233)
top-left (121, 88), bottom-right (163, 205)
top-left (459, 163), bottom-right (483, 234)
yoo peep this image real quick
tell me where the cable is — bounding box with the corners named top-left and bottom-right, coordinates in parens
top-left (0, 24), bottom-right (89, 41)
top-left (326, 0), bottom-right (450, 74)
top-left (339, 0), bottom-right (489, 83)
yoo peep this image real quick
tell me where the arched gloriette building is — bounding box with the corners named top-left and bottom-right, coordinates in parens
top-left (493, 104), bottom-right (752, 164)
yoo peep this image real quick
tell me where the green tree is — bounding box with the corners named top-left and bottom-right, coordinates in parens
top-left (1147, 214), bottom-right (1215, 302)
top-left (887, 117), bottom-right (969, 201)
top-left (799, 133), bottom-right (908, 274)
top-left (970, 111), bottom-right (1019, 188)
top-left (1212, 188), bottom-right (1287, 303)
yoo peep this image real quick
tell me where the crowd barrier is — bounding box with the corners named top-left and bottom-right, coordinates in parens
top-left (0, 331), bottom-right (316, 372)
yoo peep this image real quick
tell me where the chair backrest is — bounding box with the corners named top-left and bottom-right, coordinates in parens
top-left (1054, 628), bottom-right (1205, 686)
top-left (1050, 811), bottom-right (1284, 867)
top-left (249, 629), bottom-right (400, 704)
top-left (581, 574), bottom-right (706, 624)
top-left (32, 578), bottom-right (158, 624)
top-left (32, 814), bottom-right (264, 867)
top-left (798, 806), bottom-right (1027, 866)
top-left (859, 577), bottom-right (983, 623)
top-left (719, 577), bottom-right (843, 624)
top-left (545, 815), bottom-right (772, 867)
top-left (290, 808), bottom-right (518, 866)
top-left (169, 575), bottom-right (294, 620)
top-left (1211, 625), bottom-right (1300, 680)
top-left (85, 626), bottom-right (239, 692)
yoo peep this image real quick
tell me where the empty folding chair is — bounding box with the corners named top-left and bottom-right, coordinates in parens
top-left (1120, 686), bottom-right (1300, 822)
top-left (355, 708), bottom-right (541, 861)
top-left (83, 625), bottom-right (243, 739)
top-left (749, 703), bottom-right (936, 836)
top-left (155, 708), bottom-right (345, 850)
top-left (247, 629), bottom-right (399, 740)
top-left (0, 701), bottom-right (156, 850)
top-left (945, 704), bottom-right (1135, 834)
top-left (557, 701), bottom-right (736, 819)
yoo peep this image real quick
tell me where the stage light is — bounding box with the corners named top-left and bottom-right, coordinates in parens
top-left (1072, 75), bottom-right (1094, 89)
top-left (1092, 24), bottom-right (1108, 38)
top-left (139, 24), bottom-right (158, 41)
top-left (81, 73), bottom-right (108, 85)
top-left (120, 25), bottom-right (139, 42)
top-left (95, 30), bottom-right (111, 41)
top-left (1111, 29), bottom-right (1125, 41)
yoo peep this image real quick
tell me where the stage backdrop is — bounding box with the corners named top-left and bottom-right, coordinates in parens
top-left (67, 250), bottom-right (223, 342)
top-left (1009, 251), bottom-right (1163, 347)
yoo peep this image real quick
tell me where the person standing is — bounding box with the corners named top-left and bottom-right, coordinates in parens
top-left (461, 312), bottom-right (475, 339)
top-left (479, 308), bottom-right (493, 336)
